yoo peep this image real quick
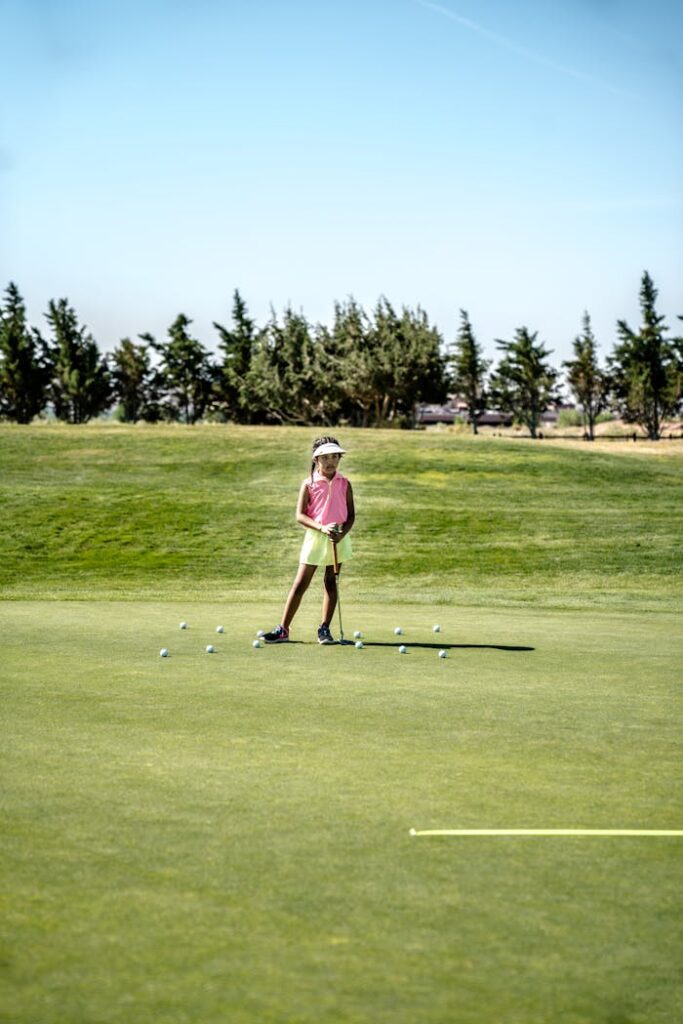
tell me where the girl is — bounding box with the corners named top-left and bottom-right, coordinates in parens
top-left (262, 435), bottom-right (355, 645)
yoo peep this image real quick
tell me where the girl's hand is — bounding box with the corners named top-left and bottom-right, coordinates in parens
top-left (321, 522), bottom-right (343, 538)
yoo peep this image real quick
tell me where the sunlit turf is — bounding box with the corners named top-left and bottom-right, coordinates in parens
top-left (1, 599), bottom-right (682, 1024)
top-left (1, 424), bottom-right (681, 1021)
top-left (1, 422), bottom-right (682, 607)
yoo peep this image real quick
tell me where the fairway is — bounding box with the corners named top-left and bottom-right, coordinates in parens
top-left (1, 423), bottom-right (681, 609)
top-left (1, 425), bottom-right (682, 1023)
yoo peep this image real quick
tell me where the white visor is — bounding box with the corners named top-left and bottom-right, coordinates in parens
top-left (313, 442), bottom-right (346, 458)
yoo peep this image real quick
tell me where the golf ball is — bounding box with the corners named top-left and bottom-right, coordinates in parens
top-left (353, 630), bottom-right (362, 639)
top-left (256, 629), bottom-right (266, 638)
top-left (399, 644), bottom-right (407, 654)
top-left (160, 648), bottom-right (169, 658)
top-left (206, 644), bottom-right (215, 654)
top-left (433, 624), bottom-right (441, 633)
top-left (439, 649), bottom-right (447, 659)
top-left (216, 625), bottom-right (225, 634)
top-left (355, 640), bottom-right (364, 649)
top-left (394, 627), bottom-right (403, 636)
top-left (252, 639), bottom-right (261, 648)
top-left (179, 622), bottom-right (188, 630)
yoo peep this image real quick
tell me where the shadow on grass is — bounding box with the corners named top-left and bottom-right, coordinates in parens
top-left (359, 642), bottom-right (534, 652)
top-left (262, 641), bottom-right (535, 651)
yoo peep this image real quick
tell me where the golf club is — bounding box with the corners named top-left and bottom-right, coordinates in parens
top-left (332, 538), bottom-right (349, 644)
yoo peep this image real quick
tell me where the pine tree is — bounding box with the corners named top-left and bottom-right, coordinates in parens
top-left (309, 320), bottom-right (349, 426)
top-left (322, 297), bottom-right (448, 428)
top-left (393, 304), bottom-right (448, 426)
top-left (254, 306), bottom-right (321, 424)
top-left (563, 313), bottom-right (608, 440)
top-left (368, 297), bottom-right (401, 426)
top-left (109, 337), bottom-right (161, 422)
top-left (490, 328), bottom-right (559, 438)
top-left (241, 326), bottom-right (282, 425)
top-left (45, 298), bottom-right (111, 423)
top-left (142, 315), bottom-right (215, 424)
top-left (449, 310), bottom-right (490, 433)
top-left (608, 272), bottom-right (682, 440)
top-left (0, 282), bottom-right (51, 422)
top-left (213, 290), bottom-right (263, 423)
top-left (343, 298), bottom-right (447, 428)
top-left (329, 298), bottom-right (376, 427)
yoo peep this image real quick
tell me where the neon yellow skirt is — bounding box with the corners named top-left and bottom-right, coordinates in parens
top-left (299, 528), bottom-right (353, 566)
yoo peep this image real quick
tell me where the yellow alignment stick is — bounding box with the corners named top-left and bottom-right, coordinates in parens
top-left (409, 829), bottom-right (683, 837)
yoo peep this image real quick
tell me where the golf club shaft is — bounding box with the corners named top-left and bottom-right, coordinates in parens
top-left (333, 541), bottom-right (344, 642)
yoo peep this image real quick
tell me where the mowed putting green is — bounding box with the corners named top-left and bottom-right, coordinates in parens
top-left (2, 599), bottom-right (682, 1024)
top-left (1, 424), bottom-right (682, 1022)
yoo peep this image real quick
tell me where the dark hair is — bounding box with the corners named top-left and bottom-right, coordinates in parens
top-left (310, 435), bottom-right (342, 482)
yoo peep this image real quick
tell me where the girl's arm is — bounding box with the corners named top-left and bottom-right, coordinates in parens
top-left (334, 480), bottom-right (355, 539)
top-left (295, 480), bottom-right (334, 533)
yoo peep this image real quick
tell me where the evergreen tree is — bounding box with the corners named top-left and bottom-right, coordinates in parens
top-left (608, 272), bottom-right (682, 440)
top-left (308, 321), bottom-right (347, 426)
top-left (330, 298), bottom-right (376, 427)
top-left (241, 326), bottom-right (282, 425)
top-left (251, 306), bottom-right (321, 424)
top-left (563, 312), bottom-right (608, 440)
top-left (340, 298), bottom-right (448, 428)
top-left (318, 297), bottom-right (448, 428)
top-left (213, 290), bottom-right (263, 423)
top-left (367, 297), bottom-right (402, 426)
top-left (449, 309), bottom-right (490, 433)
top-left (0, 282), bottom-right (51, 422)
top-left (109, 337), bottom-right (161, 423)
top-left (490, 327), bottom-right (559, 438)
top-left (309, 298), bottom-right (371, 426)
top-left (45, 298), bottom-right (111, 423)
top-left (392, 303), bottom-right (448, 426)
top-left (142, 315), bottom-right (215, 424)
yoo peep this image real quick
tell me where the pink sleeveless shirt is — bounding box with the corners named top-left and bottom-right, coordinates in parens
top-left (305, 471), bottom-right (349, 526)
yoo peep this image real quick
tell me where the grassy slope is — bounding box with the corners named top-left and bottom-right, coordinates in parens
top-left (1, 423), bottom-right (682, 608)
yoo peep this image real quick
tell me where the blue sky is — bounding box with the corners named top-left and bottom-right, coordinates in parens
top-left (2, 0), bottom-right (682, 366)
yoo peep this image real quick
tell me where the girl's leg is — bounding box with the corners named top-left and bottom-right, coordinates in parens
top-left (282, 563), bottom-right (317, 630)
top-left (322, 564), bottom-right (339, 626)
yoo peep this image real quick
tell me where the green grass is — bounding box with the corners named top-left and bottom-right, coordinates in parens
top-left (1, 425), bottom-right (682, 1022)
top-left (1, 423), bottom-right (681, 607)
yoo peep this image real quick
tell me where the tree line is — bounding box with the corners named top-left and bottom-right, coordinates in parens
top-left (0, 272), bottom-right (681, 439)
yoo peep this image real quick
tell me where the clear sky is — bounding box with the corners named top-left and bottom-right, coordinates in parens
top-left (2, 0), bottom-right (682, 366)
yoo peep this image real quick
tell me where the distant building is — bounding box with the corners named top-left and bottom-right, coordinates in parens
top-left (415, 404), bottom-right (456, 425)
top-left (415, 398), bottom-right (573, 429)
top-left (475, 410), bottom-right (514, 428)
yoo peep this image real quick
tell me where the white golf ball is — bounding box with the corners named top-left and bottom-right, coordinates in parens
top-left (353, 630), bottom-right (362, 639)
top-left (433, 624), bottom-right (441, 633)
top-left (439, 649), bottom-right (447, 659)
top-left (216, 625), bottom-right (224, 634)
top-left (160, 648), bottom-right (169, 658)
top-left (179, 622), bottom-right (188, 630)
top-left (206, 644), bottom-right (215, 654)
top-left (355, 640), bottom-right (364, 649)
top-left (256, 629), bottom-right (266, 638)
top-left (252, 639), bottom-right (261, 648)
top-left (394, 627), bottom-right (403, 636)
top-left (399, 644), bottom-right (407, 654)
